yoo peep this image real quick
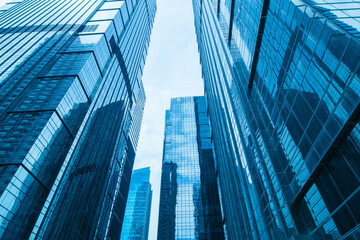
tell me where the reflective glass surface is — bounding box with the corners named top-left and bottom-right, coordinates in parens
top-left (0, 0), bottom-right (156, 239)
top-left (193, 0), bottom-right (360, 239)
top-left (157, 97), bottom-right (224, 240)
top-left (120, 167), bottom-right (152, 240)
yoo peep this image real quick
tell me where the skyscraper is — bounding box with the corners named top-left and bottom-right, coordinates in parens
top-left (120, 167), bottom-right (152, 240)
top-left (157, 97), bottom-right (224, 240)
top-left (0, 0), bottom-right (156, 239)
top-left (193, 0), bottom-right (360, 239)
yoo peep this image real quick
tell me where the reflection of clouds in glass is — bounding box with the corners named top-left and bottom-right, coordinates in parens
top-left (158, 97), bottom-right (224, 239)
top-left (160, 98), bottom-right (201, 238)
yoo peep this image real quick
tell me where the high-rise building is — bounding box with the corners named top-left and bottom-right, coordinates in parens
top-left (193, 0), bottom-right (360, 239)
top-left (0, 0), bottom-right (156, 239)
top-left (157, 97), bottom-right (224, 240)
top-left (120, 167), bottom-right (152, 240)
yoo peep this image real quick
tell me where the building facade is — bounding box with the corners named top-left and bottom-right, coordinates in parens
top-left (0, 0), bottom-right (156, 239)
top-left (120, 167), bottom-right (152, 240)
top-left (193, 0), bottom-right (360, 239)
top-left (157, 97), bottom-right (224, 240)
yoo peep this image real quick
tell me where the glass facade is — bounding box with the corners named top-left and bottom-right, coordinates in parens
top-left (120, 167), bottom-right (152, 240)
top-left (0, 0), bottom-right (156, 239)
top-left (157, 96), bottom-right (224, 240)
top-left (193, 0), bottom-right (360, 239)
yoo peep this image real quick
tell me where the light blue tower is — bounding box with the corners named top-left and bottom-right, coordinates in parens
top-left (157, 97), bottom-right (224, 240)
top-left (120, 167), bottom-right (152, 240)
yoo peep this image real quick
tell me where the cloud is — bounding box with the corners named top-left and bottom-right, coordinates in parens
top-left (0, 0), bottom-right (7, 7)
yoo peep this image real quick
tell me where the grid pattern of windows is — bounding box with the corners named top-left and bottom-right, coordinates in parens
top-left (193, 0), bottom-right (360, 239)
top-left (157, 97), bottom-right (224, 240)
top-left (0, 0), bottom-right (156, 239)
top-left (120, 167), bottom-right (152, 240)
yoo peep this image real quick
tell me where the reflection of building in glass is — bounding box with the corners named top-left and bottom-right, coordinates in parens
top-left (0, 0), bottom-right (156, 239)
top-left (120, 167), bottom-right (152, 240)
top-left (193, 0), bottom-right (360, 239)
top-left (157, 97), bottom-right (224, 240)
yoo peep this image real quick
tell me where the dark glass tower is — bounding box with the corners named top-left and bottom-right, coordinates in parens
top-left (120, 167), bottom-right (152, 240)
top-left (157, 96), bottom-right (224, 240)
top-left (0, 0), bottom-right (156, 239)
top-left (193, 0), bottom-right (360, 239)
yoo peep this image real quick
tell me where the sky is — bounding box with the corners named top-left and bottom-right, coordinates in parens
top-left (132, 0), bottom-right (204, 239)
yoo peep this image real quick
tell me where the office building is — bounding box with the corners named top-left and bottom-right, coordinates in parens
top-left (157, 97), bottom-right (224, 240)
top-left (120, 167), bottom-right (152, 240)
top-left (193, 0), bottom-right (360, 239)
top-left (0, 0), bottom-right (156, 239)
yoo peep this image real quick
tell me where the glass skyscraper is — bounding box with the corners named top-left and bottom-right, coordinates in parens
top-left (120, 167), bottom-right (152, 240)
top-left (157, 96), bottom-right (224, 240)
top-left (0, 0), bottom-right (155, 239)
top-left (193, 0), bottom-right (360, 239)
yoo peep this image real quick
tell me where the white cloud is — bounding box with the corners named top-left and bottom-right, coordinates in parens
top-left (0, 0), bottom-right (9, 8)
top-left (133, 0), bottom-right (203, 238)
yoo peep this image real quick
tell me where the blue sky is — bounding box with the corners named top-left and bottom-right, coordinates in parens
top-left (133, 0), bottom-right (203, 238)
